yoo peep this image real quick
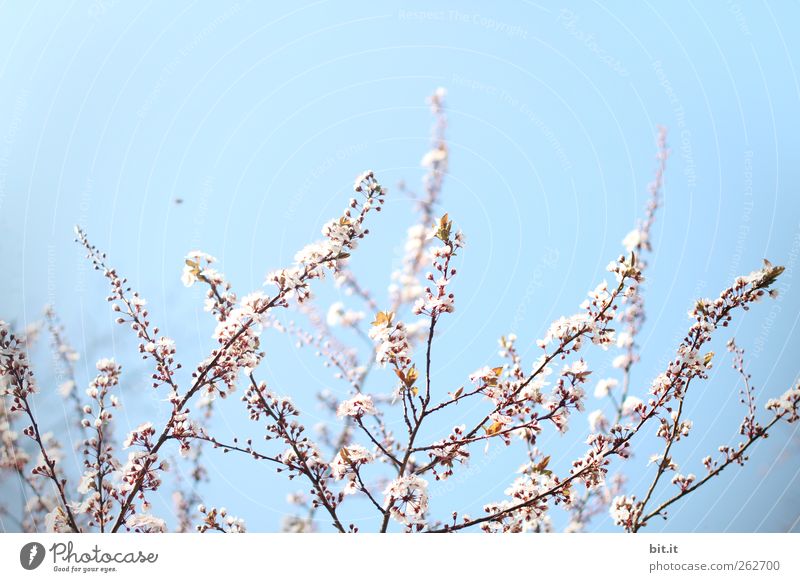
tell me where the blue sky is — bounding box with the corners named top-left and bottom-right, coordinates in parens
top-left (1, 1), bottom-right (799, 532)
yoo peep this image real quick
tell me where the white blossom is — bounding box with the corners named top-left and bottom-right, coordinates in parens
top-left (384, 475), bottom-right (429, 525)
top-left (336, 394), bottom-right (378, 418)
top-left (126, 513), bottom-right (167, 533)
top-left (594, 377), bottom-right (618, 398)
top-left (609, 495), bottom-right (641, 530)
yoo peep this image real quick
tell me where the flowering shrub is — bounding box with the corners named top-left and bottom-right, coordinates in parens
top-left (1, 89), bottom-right (797, 534)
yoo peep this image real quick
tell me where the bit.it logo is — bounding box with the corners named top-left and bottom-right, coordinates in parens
top-left (19, 542), bottom-right (46, 570)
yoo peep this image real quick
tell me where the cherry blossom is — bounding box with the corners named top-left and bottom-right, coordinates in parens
top-left (609, 495), bottom-right (642, 530)
top-left (594, 378), bottom-right (618, 398)
top-left (384, 475), bottom-right (429, 526)
top-left (330, 444), bottom-right (373, 495)
top-left (336, 394), bottom-right (379, 418)
top-left (126, 513), bottom-right (167, 533)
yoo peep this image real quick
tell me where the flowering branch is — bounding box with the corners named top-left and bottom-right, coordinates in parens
top-left (1, 323), bottom-right (80, 532)
top-left (635, 406), bottom-right (791, 529)
top-left (2, 91), bottom-right (796, 535)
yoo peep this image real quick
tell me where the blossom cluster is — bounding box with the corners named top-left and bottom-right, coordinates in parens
top-left (383, 474), bottom-right (429, 526)
top-left (267, 170), bottom-right (385, 304)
